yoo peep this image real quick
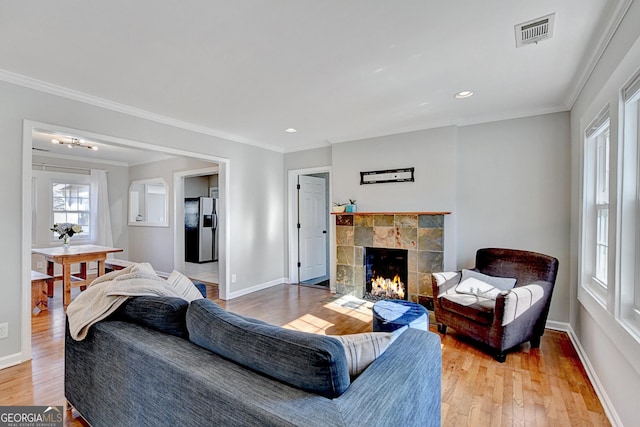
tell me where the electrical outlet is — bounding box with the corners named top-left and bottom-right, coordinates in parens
top-left (0, 323), bottom-right (8, 339)
top-left (231, 274), bottom-right (237, 283)
top-left (36, 262), bottom-right (44, 269)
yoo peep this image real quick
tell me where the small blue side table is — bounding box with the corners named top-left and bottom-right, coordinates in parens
top-left (372, 299), bottom-right (429, 333)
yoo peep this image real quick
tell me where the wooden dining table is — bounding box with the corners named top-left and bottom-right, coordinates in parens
top-left (31, 244), bottom-right (123, 308)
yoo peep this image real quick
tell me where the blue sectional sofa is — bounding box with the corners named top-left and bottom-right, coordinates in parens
top-left (65, 297), bottom-right (442, 426)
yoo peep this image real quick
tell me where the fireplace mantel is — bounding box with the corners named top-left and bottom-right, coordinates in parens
top-left (331, 211), bottom-right (451, 216)
top-left (333, 211), bottom-right (447, 305)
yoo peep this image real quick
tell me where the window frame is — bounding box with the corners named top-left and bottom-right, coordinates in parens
top-left (594, 129), bottom-right (610, 287)
top-left (581, 110), bottom-right (611, 306)
top-left (618, 77), bottom-right (640, 338)
top-left (50, 179), bottom-right (92, 244)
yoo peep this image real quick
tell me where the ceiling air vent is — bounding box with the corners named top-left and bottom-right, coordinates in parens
top-left (515, 13), bottom-right (555, 48)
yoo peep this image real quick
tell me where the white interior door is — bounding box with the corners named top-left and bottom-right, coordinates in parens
top-left (298, 175), bottom-right (327, 282)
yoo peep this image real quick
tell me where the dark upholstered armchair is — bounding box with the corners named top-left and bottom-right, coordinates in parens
top-left (431, 248), bottom-right (559, 362)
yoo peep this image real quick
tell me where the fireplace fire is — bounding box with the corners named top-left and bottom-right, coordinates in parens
top-left (364, 248), bottom-right (408, 301)
top-left (369, 274), bottom-right (406, 300)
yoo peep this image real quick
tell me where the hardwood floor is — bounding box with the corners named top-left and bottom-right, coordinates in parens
top-left (0, 281), bottom-right (609, 426)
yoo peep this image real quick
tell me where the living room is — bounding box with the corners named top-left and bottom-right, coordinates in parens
top-left (1, 1), bottom-right (640, 426)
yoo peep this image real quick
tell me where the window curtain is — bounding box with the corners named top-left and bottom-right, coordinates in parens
top-left (90, 169), bottom-right (114, 257)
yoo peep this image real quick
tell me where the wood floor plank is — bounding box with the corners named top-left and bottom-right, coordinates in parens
top-left (0, 281), bottom-right (610, 426)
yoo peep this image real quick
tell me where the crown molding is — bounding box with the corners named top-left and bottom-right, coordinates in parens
top-left (281, 140), bottom-right (332, 154)
top-left (328, 104), bottom-right (569, 146)
top-left (0, 69), bottom-right (285, 153)
top-left (565, 0), bottom-right (635, 109)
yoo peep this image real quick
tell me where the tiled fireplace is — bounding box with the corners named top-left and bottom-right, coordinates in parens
top-left (334, 212), bottom-right (448, 305)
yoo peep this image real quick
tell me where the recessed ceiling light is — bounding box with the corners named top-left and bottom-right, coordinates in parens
top-left (454, 90), bottom-right (474, 99)
top-left (285, 128), bottom-right (297, 133)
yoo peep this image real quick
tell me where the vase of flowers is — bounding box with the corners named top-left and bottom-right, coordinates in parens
top-left (50, 223), bottom-right (83, 247)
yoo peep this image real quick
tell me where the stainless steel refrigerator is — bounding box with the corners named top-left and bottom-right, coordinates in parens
top-left (185, 197), bottom-right (218, 263)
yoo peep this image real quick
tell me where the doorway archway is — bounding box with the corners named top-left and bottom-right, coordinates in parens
top-left (22, 119), bottom-right (230, 358)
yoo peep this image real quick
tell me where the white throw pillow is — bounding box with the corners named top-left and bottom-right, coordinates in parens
top-left (455, 269), bottom-right (516, 300)
top-left (334, 332), bottom-right (396, 378)
top-left (460, 269), bottom-right (517, 291)
top-left (165, 270), bottom-right (204, 302)
top-left (455, 277), bottom-right (501, 299)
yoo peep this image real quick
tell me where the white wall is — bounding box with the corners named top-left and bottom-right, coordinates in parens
top-left (331, 126), bottom-right (458, 270)
top-left (569, 0), bottom-right (640, 425)
top-left (185, 175), bottom-right (210, 198)
top-left (283, 146), bottom-right (332, 172)
top-left (457, 112), bottom-right (571, 323)
top-left (0, 79), bottom-right (286, 367)
top-left (331, 126), bottom-right (458, 213)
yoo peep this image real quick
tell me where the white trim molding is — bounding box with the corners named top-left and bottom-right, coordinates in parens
top-left (286, 166), bottom-right (333, 287)
top-left (226, 278), bottom-right (286, 300)
top-left (544, 320), bottom-right (570, 332)
top-left (565, 0), bottom-right (636, 109)
top-left (565, 325), bottom-right (624, 427)
top-left (1, 69), bottom-right (283, 153)
top-left (0, 352), bottom-right (26, 371)
top-left (543, 320), bottom-right (622, 426)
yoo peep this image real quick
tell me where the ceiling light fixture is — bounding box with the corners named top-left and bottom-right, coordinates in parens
top-left (454, 90), bottom-right (474, 99)
top-left (285, 128), bottom-right (297, 133)
top-left (51, 137), bottom-right (98, 150)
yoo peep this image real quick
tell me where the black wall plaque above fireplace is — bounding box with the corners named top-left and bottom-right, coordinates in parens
top-left (364, 247), bottom-right (409, 301)
top-left (360, 167), bottom-right (414, 185)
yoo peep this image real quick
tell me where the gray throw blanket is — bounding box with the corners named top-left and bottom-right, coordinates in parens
top-left (67, 262), bottom-right (180, 341)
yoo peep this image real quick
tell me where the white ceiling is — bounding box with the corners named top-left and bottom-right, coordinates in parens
top-left (0, 0), bottom-right (627, 153)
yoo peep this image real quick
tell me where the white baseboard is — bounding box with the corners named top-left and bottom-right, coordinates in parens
top-left (545, 320), bottom-right (570, 331)
top-left (564, 325), bottom-right (623, 427)
top-left (226, 277), bottom-right (285, 300)
top-left (539, 320), bottom-right (622, 426)
top-left (0, 351), bottom-right (29, 371)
